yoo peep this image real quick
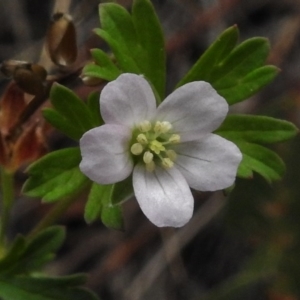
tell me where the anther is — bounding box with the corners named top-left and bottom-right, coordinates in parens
top-left (166, 149), bottom-right (177, 161)
top-left (131, 143), bottom-right (143, 155)
top-left (146, 161), bottom-right (155, 172)
top-left (143, 151), bottom-right (153, 164)
top-left (162, 158), bottom-right (174, 169)
top-left (138, 120), bottom-right (152, 132)
top-left (169, 134), bottom-right (180, 143)
top-left (137, 133), bottom-right (148, 145)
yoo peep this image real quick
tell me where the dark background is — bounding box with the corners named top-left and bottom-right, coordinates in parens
top-left (1, 0), bottom-right (300, 299)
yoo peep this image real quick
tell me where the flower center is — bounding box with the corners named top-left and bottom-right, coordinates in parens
top-left (130, 120), bottom-right (180, 172)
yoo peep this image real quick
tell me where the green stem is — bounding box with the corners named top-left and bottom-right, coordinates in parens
top-left (28, 194), bottom-right (78, 239)
top-left (0, 168), bottom-right (14, 249)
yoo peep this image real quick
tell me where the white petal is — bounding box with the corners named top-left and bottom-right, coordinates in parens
top-left (100, 73), bottom-right (156, 127)
top-left (172, 134), bottom-right (242, 191)
top-left (79, 124), bottom-right (133, 184)
top-left (156, 81), bottom-right (228, 142)
top-left (133, 164), bottom-right (194, 227)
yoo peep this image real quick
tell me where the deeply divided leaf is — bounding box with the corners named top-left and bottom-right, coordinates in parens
top-left (216, 114), bottom-right (298, 144)
top-left (132, 0), bottom-right (166, 98)
top-left (235, 141), bottom-right (285, 182)
top-left (23, 148), bottom-right (89, 202)
top-left (50, 83), bottom-right (95, 135)
top-left (177, 25), bottom-right (239, 86)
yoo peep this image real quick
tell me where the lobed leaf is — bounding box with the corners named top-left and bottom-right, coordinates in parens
top-left (23, 148), bottom-right (89, 202)
top-left (42, 108), bottom-right (81, 140)
top-left (216, 65), bottom-right (279, 105)
top-left (0, 227), bottom-right (65, 276)
top-left (50, 83), bottom-right (95, 135)
top-left (235, 141), bottom-right (285, 182)
top-left (177, 25), bottom-right (239, 87)
top-left (84, 183), bottom-right (113, 224)
top-left (216, 114), bottom-right (298, 144)
top-left (132, 0), bottom-right (166, 98)
top-left (0, 275), bottom-right (98, 300)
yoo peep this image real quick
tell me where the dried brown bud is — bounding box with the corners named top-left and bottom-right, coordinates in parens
top-left (13, 64), bottom-right (47, 96)
top-left (46, 13), bottom-right (77, 67)
top-left (0, 60), bottom-right (30, 78)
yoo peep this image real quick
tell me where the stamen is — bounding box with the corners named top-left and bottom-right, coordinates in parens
top-left (138, 120), bottom-right (152, 132)
top-left (161, 121), bottom-right (172, 133)
top-left (162, 158), bottom-right (174, 169)
top-left (131, 143), bottom-right (143, 155)
top-left (169, 134), bottom-right (181, 143)
top-left (150, 140), bottom-right (165, 154)
top-left (146, 161), bottom-right (155, 172)
top-left (143, 151), bottom-right (153, 164)
top-left (137, 133), bottom-right (148, 145)
top-left (166, 149), bottom-right (177, 161)
top-left (154, 121), bottom-right (163, 133)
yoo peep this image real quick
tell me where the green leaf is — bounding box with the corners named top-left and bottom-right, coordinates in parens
top-left (83, 48), bottom-right (121, 81)
top-left (84, 183), bottom-right (124, 229)
top-left (42, 108), bottom-right (81, 140)
top-left (235, 141), bottom-right (285, 182)
top-left (99, 3), bottom-right (142, 61)
top-left (132, 0), bottom-right (166, 98)
top-left (86, 91), bottom-right (103, 127)
top-left (216, 65), bottom-right (279, 105)
top-left (0, 226), bottom-right (65, 276)
top-left (216, 114), bottom-right (298, 144)
top-left (177, 28), bottom-right (277, 104)
top-left (0, 275), bottom-right (98, 300)
top-left (94, 28), bottom-right (140, 73)
top-left (23, 148), bottom-right (89, 202)
top-left (177, 25), bottom-right (239, 87)
top-left (50, 83), bottom-right (95, 135)
top-left (211, 37), bottom-right (270, 84)
top-left (101, 205), bottom-right (124, 230)
top-left (84, 183), bottom-right (113, 224)
top-left (111, 176), bottom-right (133, 205)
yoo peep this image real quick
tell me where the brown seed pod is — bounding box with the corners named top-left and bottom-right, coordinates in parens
top-left (45, 13), bottom-right (78, 67)
top-left (0, 60), bottom-right (30, 78)
top-left (13, 64), bottom-right (47, 96)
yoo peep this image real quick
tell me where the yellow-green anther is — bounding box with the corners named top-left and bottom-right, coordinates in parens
top-left (143, 151), bottom-right (154, 164)
top-left (137, 133), bottom-right (148, 145)
top-left (131, 143), bottom-right (143, 155)
top-left (166, 149), bottom-right (177, 161)
top-left (162, 158), bottom-right (174, 168)
top-left (138, 120), bottom-right (152, 132)
top-left (146, 161), bottom-right (155, 172)
top-left (150, 140), bottom-right (165, 154)
top-left (169, 134), bottom-right (181, 143)
top-left (154, 121), bottom-right (163, 133)
top-left (161, 121), bottom-right (172, 133)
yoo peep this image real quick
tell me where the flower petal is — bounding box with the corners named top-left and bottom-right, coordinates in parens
top-left (79, 124), bottom-right (133, 184)
top-left (173, 134), bottom-right (242, 191)
top-left (100, 73), bottom-right (156, 127)
top-left (156, 81), bottom-right (228, 142)
top-left (133, 164), bottom-right (194, 227)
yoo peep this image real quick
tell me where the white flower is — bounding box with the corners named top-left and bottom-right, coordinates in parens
top-left (79, 73), bottom-right (242, 227)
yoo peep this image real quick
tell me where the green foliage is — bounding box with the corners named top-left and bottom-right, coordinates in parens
top-left (84, 0), bottom-right (166, 99)
top-left (177, 26), bottom-right (279, 104)
top-left (0, 227), bottom-right (98, 300)
top-left (85, 183), bottom-right (124, 230)
top-left (43, 84), bottom-right (100, 140)
top-left (23, 148), bottom-right (89, 202)
top-left (82, 49), bottom-right (121, 81)
top-left (216, 115), bottom-right (298, 182)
